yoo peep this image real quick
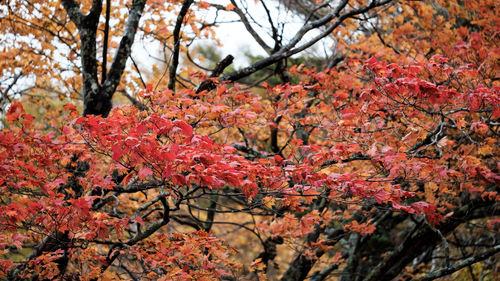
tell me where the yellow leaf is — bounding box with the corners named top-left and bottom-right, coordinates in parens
top-left (425, 182), bottom-right (438, 204)
top-left (478, 145), bottom-right (493, 156)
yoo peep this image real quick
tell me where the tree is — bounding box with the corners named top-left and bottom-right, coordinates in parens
top-left (0, 0), bottom-right (499, 280)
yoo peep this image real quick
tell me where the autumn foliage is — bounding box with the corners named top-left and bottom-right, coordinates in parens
top-left (0, 0), bottom-right (499, 280)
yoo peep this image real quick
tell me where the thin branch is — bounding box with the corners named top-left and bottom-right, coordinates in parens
top-left (129, 55), bottom-right (147, 88)
top-left (321, 153), bottom-right (371, 168)
top-left (100, 196), bottom-right (171, 278)
top-left (362, 200), bottom-right (500, 281)
top-left (167, 0), bottom-right (194, 91)
top-left (0, 71), bottom-right (23, 104)
top-left (118, 90), bottom-right (147, 111)
top-left (232, 143), bottom-right (266, 159)
top-left (310, 253), bottom-right (347, 281)
top-left (228, 0), bottom-right (272, 54)
top-left (260, 0), bottom-right (278, 45)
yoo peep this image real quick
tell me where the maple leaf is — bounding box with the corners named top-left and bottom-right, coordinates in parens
top-left (344, 220), bottom-right (376, 235)
top-left (11, 233), bottom-right (28, 250)
top-left (242, 180), bottom-right (258, 198)
top-left (137, 166), bottom-right (154, 180)
top-left (6, 102), bottom-right (24, 123)
top-left (111, 143), bottom-right (126, 162)
top-left (174, 120), bottom-right (193, 136)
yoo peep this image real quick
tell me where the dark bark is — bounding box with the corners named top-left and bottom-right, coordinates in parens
top-left (363, 200), bottom-right (500, 281)
top-left (278, 195), bottom-right (341, 281)
top-left (168, 0), bottom-right (195, 91)
top-left (254, 236), bottom-right (284, 273)
top-left (0, 71), bottom-right (23, 105)
top-left (227, 0), bottom-right (272, 55)
top-left (88, 0), bottom-right (147, 116)
top-left (63, 0), bottom-right (147, 117)
top-left (279, 228), bottom-right (345, 281)
top-left (279, 227), bottom-right (325, 280)
top-left (270, 115), bottom-right (283, 154)
top-left (7, 232), bottom-right (71, 281)
top-left (277, 199), bottom-right (498, 281)
top-left (195, 55), bottom-right (234, 94)
top-left (7, 154), bottom-right (90, 280)
top-left (203, 195), bottom-right (218, 231)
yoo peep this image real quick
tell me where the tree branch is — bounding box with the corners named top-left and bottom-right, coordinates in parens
top-left (86, 0), bottom-right (147, 116)
top-left (321, 153), bottom-right (371, 168)
top-left (167, 0), bottom-right (194, 91)
top-left (60, 0), bottom-right (83, 27)
top-left (231, 143), bottom-right (266, 159)
top-left (129, 55), bottom-right (147, 88)
top-left (415, 245), bottom-right (500, 281)
top-left (220, 0), bottom-right (393, 83)
top-left (0, 71), bottom-right (23, 105)
top-left (118, 90), bottom-right (147, 111)
top-left (203, 194), bottom-right (218, 231)
top-left (228, 0), bottom-right (272, 54)
top-left (101, 0), bottom-right (111, 85)
top-left (86, 0), bottom-right (103, 23)
top-left (99, 196), bottom-right (171, 278)
top-left (61, 0), bottom-right (102, 116)
top-left (196, 54), bottom-right (234, 93)
top-left (363, 200), bottom-right (500, 281)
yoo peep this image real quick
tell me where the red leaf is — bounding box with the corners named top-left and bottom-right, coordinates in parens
top-left (6, 102), bottom-right (24, 123)
top-left (63, 103), bottom-right (77, 111)
top-left (242, 180), bottom-right (258, 198)
top-left (392, 201), bottom-right (414, 213)
top-left (172, 174), bottom-right (187, 185)
top-left (69, 196), bottom-right (97, 217)
top-left (112, 143), bottom-right (125, 162)
top-left (492, 106), bottom-right (500, 118)
top-left (160, 150), bottom-right (176, 161)
top-left (174, 120), bottom-right (193, 136)
top-left (411, 201), bottom-right (443, 226)
top-left (137, 166), bottom-right (153, 180)
top-left (12, 233), bottom-right (28, 250)
top-left (372, 189), bottom-right (389, 204)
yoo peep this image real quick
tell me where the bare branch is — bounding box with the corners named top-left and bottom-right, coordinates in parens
top-left (168, 0), bottom-right (195, 91)
top-left (0, 71), bottom-right (23, 104)
top-left (363, 200), bottom-right (500, 281)
top-left (129, 55), bottom-right (147, 88)
top-left (118, 90), bottom-right (147, 111)
top-left (229, 0), bottom-right (272, 54)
